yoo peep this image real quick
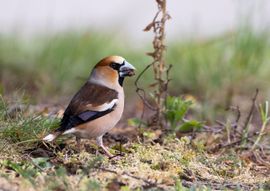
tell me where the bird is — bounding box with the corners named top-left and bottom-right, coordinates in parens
top-left (43, 55), bottom-right (136, 158)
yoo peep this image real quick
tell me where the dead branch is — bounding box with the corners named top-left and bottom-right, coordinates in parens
top-left (241, 89), bottom-right (259, 144)
top-left (96, 167), bottom-right (158, 187)
top-left (210, 131), bottom-right (261, 152)
top-left (227, 105), bottom-right (241, 130)
top-left (135, 0), bottom-right (171, 128)
top-left (210, 89), bottom-right (260, 151)
top-left (135, 64), bottom-right (158, 111)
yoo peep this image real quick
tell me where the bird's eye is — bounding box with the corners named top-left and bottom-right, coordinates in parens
top-left (110, 62), bottom-right (119, 70)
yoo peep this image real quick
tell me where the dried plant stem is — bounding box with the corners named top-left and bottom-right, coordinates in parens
top-left (241, 89), bottom-right (259, 145)
top-left (252, 101), bottom-right (269, 150)
top-left (135, 0), bottom-right (171, 128)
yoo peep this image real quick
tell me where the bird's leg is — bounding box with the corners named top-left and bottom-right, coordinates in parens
top-left (76, 137), bottom-right (82, 152)
top-left (96, 136), bottom-right (113, 158)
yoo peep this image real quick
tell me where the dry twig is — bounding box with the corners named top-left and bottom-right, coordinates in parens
top-left (241, 89), bottom-right (259, 145)
top-left (96, 167), bottom-right (158, 188)
top-left (135, 0), bottom-right (171, 128)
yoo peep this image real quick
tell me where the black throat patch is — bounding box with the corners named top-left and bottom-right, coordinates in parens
top-left (110, 61), bottom-right (125, 86)
top-left (118, 77), bottom-right (124, 86)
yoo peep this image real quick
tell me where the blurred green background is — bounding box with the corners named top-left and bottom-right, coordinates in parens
top-left (0, 1), bottom-right (270, 122)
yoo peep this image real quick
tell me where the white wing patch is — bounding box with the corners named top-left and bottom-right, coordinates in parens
top-left (86, 99), bottom-right (118, 111)
top-left (63, 128), bottom-right (77, 135)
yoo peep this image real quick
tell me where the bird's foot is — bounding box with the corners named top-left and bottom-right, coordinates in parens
top-left (101, 146), bottom-right (114, 158)
top-left (96, 136), bottom-right (124, 159)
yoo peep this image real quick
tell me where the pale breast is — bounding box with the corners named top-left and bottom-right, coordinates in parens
top-left (75, 88), bottom-right (124, 139)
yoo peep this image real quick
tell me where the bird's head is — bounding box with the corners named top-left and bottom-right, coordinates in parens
top-left (90, 56), bottom-right (136, 87)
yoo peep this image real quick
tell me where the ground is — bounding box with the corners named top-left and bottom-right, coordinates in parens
top-left (0, 101), bottom-right (269, 191)
top-left (0, 135), bottom-right (269, 190)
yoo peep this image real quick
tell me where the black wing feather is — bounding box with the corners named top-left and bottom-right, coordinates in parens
top-left (55, 82), bottom-right (118, 133)
top-left (56, 105), bottom-right (116, 132)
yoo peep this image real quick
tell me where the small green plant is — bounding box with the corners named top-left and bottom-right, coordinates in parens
top-left (165, 96), bottom-right (192, 129)
top-left (175, 179), bottom-right (188, 191)
top-left (165, 96), bottom-right (202, 132)
top-left (2, 160), bottom-right (40, 185)
top-left (83, 180), bottom-right (101, 191)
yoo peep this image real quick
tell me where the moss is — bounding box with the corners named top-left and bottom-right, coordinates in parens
top-left (0, 99), bottom-right (268, 190)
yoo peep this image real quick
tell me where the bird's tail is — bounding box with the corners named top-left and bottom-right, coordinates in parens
top-left (43, 131), bottom-right (61, 142)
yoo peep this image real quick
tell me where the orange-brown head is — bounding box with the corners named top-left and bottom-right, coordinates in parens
top-left (89, 56), bottom-right (136, 87)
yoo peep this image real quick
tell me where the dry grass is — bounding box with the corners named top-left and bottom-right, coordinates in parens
top-left (0, 92), bottom-right (269, 190)
top-left (0, 135), bottom-right (269, 190)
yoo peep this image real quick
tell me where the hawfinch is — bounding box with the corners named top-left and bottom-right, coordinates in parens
top-left (43, 56), bottom-right (135, 157)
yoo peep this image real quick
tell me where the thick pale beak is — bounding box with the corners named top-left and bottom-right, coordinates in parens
top-left (119, 61), bottom-right (136, 77)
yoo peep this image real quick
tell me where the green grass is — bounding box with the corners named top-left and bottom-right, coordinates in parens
top-left (167, 26), bottom-right (270, 97)
top-left (166, 27), bottom-right (270, 119)
top-left (0, 96), bottom-right (59, 156)
top-left (0, 27), bottom-right (270, 101)
top-left (0, 26), bottom-right (270, 119)
top-left (0, 31), bottom-right (151, 96)
top-left (1, 27), bottom-right (269, 96)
